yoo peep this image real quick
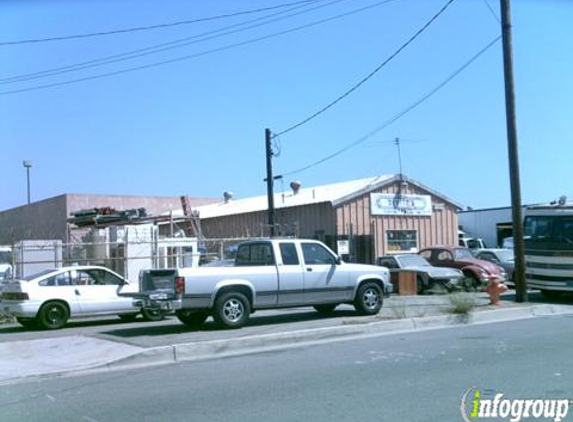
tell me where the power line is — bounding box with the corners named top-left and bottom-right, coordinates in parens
top-left (273, 0), bottom-right (457, 138)
top-left (0, 0), bottom-right (326, 46)
top-left (0, 0), bottom-right (343, 85)
top-left (0, 0), bottom-right (399, 96)
top-left (279, 35), bottom-right (501, 177)
top-left (482, 0), bottom-right (501, 24)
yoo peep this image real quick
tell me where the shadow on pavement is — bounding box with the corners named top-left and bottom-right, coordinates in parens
top-left (503, 290), bottom-right (573, 305)
top-left (0, 315), bottom-right (173, 335)
top-left (101, 309), bottom-right (358, 338)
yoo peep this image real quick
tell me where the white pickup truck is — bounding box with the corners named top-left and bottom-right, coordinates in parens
top-left (129, 239), bottom-right (392, 329)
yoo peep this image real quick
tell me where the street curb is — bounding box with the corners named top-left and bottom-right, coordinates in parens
top-left (3, 303), bottom-right (572, 385)
top-left (104, 303), bottom-right (573, 371)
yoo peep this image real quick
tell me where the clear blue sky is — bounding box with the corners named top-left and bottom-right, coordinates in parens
top-left (1, 0), bottom-right (571, 212)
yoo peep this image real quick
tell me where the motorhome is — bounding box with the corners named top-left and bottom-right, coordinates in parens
top-left (523, 196), bottom-right (573, 298)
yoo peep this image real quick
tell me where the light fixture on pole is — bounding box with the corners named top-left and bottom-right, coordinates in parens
top-left (23, 160), bottom-right (32, 205)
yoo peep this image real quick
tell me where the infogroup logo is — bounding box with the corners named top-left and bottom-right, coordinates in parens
top-left (460, 387), bottom-right (570, 422)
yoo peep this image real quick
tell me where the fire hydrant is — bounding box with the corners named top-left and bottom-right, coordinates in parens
top-left (486, 276), bottom-right (508, 305)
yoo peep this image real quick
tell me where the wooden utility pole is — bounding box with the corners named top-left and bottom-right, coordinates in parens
top-left (265, 128), bottom-right (276, 237)
top-left (501, 0), bottom-right (527, 302)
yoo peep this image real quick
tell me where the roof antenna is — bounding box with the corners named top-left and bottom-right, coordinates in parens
top-left (395, 137), bottom-right (403, 178)
top-left (395, 137), bottom-right (408, 190)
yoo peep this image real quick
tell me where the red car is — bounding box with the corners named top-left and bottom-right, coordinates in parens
top-left (419, 246), bottom-right (507, 287)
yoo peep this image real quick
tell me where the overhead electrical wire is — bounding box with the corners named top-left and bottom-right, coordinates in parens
top-left (0, 0), bottom-right (328, 46)
top-left (279, 35), bottom-right (502, 177)
top-left (482, 0), bottom-right (501, 24)
top-left (273, 0), bottom-right (457, 138)
top-left (0, 0), bottom-right (347, 85)
top-left (0, 0), bottom-right (400, 96)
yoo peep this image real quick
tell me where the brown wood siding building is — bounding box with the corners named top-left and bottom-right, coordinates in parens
top-left (334, 180), bottom-right (459, 263)
top-left (196, 175), bottom-right (462, 264)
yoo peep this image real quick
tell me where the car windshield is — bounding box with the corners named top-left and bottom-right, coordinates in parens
top-left (397, 255), bottom-right (429, 267)
top-left (495, 250), bottom-right (514, 262)
top-left (453, 248), bottom-right (474, 260)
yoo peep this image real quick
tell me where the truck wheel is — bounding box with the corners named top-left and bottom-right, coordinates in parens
top-left (141, 308), bottom-right (166, 322)
top-left (118, 314), bottom-right (138, 323)
top-left (176, 310), bottom-right (209, 328)
top-left (213, 292), bottom-right (250, 329)
top-left (16, 317), bottom-right (38, 329)
top-left (354, 282), bottom-right (383, 315)
top-left (314, 304), bottom-right (338, 314)
top-left (38, 301), bottom-right (69, 330)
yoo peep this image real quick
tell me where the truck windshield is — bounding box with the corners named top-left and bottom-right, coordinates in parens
top-left (524, 215), bottom-right (573, 249)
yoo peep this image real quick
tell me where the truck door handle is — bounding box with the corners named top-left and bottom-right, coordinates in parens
top-left (75, 289), bottom-right (80, 296)
top-left (306, 268), bottom-right (313, 272)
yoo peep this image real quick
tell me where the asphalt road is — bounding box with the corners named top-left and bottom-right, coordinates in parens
top-left (1, 314), bottom-right (572, 422)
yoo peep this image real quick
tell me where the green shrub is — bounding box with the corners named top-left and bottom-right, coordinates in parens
top-left (448, 293), bottom-right (477, 314)
top-left (0, 314), bottom-right (15, 325)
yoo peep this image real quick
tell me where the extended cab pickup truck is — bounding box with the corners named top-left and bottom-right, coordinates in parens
top-left (130, 239), bottom-right (392, 329)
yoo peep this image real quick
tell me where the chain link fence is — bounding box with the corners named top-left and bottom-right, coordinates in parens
top-left (0, 236), bottom-right (274, 283)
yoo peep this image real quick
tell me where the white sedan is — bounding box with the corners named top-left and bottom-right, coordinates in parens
top-left (0, 266), bottom-right (163, 330)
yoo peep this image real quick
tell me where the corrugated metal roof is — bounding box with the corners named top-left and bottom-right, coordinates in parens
top-left (164, 174), bottom-right (462, 220)
top-left (194, 175), bottom-right (395, 219)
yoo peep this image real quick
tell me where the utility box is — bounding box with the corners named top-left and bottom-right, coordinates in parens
top-left (391, 270), bottom-right (417, 296)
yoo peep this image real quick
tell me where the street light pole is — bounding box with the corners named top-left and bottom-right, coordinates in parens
top-left (23, 160), bottom-right (32, 205)
top-left (500, 0), bottom-right (527, 302)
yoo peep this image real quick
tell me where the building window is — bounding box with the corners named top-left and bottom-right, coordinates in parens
top-left (386, 230), bottom-right (418, 253)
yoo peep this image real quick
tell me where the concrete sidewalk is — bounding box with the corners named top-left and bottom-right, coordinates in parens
top-left (1, 295), bottom-right (572, 385)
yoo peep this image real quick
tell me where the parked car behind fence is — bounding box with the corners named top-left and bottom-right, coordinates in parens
top-left (0, 266), bottom-right (165, 330)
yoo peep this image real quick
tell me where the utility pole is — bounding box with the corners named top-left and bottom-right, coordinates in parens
top-left (23, 160), bottom-right (32, 205)
top-left (501, 0), bottom-right (527, 302)
top-left (265, 128), bottom-right (276, 237)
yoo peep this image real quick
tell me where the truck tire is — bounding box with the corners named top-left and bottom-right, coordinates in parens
top-left (313, 304), bottom-right (338, 315)
top-left (118, 314), bottom-right (138, 323)
top-left (176, 310), bottom-right (209, 328)
top-left (141, 308), bottom-right (166, 322)
top-left (213, 292), bottom-right (250, 329)
top-left (354, 282), bottom-right (383, 316)
top-left (38, 301), bottom-right (69, 330)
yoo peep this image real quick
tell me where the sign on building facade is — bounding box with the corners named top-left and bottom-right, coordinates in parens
top-left (370, 193), bottom-right (432, 216)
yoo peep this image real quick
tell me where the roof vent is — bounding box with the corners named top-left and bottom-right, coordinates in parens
top-left (290, 181), bottom-right (302, 195)
top-left (223, 191), bottom-right (233, 203)
top-left (558, 195), bottom-right (567, 206)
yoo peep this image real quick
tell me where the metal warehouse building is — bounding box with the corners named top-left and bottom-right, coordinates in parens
top-left (0, 193), bottom-right (216, 244)
top-left (195, 174), bottom-right (462, 264)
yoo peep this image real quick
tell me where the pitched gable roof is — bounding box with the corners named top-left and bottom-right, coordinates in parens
top-left (193, 174), bottom-right (462, 219)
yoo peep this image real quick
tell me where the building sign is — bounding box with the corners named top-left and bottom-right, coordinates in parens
top-left (337, 240), bottom-right (350, 255)
top-left (370, 193), bottom-right (432, 216)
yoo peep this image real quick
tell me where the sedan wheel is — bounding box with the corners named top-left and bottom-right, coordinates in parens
top-left (38, 301), bottom-right (69, 330)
